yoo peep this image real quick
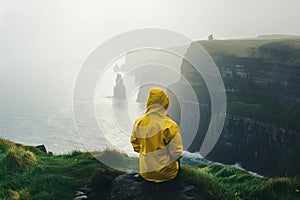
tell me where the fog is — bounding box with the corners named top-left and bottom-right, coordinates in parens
top-left (1, 0), bottom-right (299, 103)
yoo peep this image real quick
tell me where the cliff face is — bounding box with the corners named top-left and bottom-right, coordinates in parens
top-left (217, 55), bottom-right (300, 106)
top-left (180, 38), bottom-right (300, 177)
top-left (208, 114), bottom-right (300, 177)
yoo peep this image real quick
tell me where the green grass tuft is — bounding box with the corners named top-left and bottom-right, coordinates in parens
top-left (262, 177), bottom-right (300, 200)
top-left (3, 147), bottom-right (37, 173)
top-left (0, 138), bottom-right (17, 154)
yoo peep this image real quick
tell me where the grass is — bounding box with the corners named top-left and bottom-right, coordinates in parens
top-left (1, 138), bottom-right (300, 200)
top-left (181, 164), bottom-right (300, 200)
top-left (3, 148), bottom-right (36, 173)
top-left (199, 38), bottom-right (300, 61)
top-left (0, 139), bottom-right (123, 199)
top-left (199, 39), bottom-right (274, 58)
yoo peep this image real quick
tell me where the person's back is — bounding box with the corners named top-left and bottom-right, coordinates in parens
top-left (130, 88), bottom-right (183, 182)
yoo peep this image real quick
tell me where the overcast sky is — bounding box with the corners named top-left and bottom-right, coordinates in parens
top-left (0, 0), bottom-right (300, 96)
top-left (1, 0), bottom-right (300, 64)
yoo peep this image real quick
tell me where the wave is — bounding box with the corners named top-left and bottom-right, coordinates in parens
top-left (181, 151), bottom-right (263, 178)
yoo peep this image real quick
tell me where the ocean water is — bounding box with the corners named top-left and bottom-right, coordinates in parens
top-left (0, 95), bottom-right (137, 155)
top-left (0, 66), bottom-right (173, 156)
top-left (0, 94), bottom-right (83, 154)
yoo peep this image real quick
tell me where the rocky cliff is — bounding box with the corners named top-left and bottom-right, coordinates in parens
top-left (180, 38), bottom-right (300, 177)
top-left (209, 114), bottom-right (300, 177)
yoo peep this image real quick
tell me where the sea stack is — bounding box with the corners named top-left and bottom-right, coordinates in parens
top-left (113, 73), bottom-right (126, 100)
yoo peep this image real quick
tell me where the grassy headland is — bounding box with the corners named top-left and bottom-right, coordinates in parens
top-left (1, 138), bottom-right (299, 200)
top-left (185, 37), bottom-right (300, 131)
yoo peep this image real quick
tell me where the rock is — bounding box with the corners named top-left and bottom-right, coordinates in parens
top-left (181, 185), bottom-right (196, 199)
top-left (110, 172), bottom-right (143, 200)
top-left (76, 171), bottom-right (207, 200)
top-left (75, 191), bottom-right (84, 196)
top-left (79, 186), bottom-right (93, 194)
top-left (73, 195), bottom-right (87, 200)
top-left (110, 172), bottom-right (206, 200)
top-left (91, 169), bottom-right (112, 190)
top-left (76, 169), bottom-right (117, 200)
top-left (35, 145), bottom-right (47, 153)
top-left (113, 74), bottom-right (126, 100)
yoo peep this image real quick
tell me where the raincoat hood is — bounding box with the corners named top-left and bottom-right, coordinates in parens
top-left (146, 88), bottom-right (169, 111)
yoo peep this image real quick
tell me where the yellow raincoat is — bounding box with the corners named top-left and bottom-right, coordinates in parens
top-left (130, 88), bottom-right (183, 182)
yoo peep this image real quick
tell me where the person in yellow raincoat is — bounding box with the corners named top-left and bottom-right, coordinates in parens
top-left (130, 87), bottom-right (183, 182)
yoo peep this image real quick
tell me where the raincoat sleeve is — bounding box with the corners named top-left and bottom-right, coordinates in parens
top-left (165, 126), bottom-right (183, 160)
top-left (130, 121), bottom-right (141, 153)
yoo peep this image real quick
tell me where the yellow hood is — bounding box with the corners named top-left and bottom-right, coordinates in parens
top-left (146, 87), bottom-right (169, 112)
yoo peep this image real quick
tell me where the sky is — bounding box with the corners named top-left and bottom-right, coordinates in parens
top-left (0, 0), bottom-right (300, 100)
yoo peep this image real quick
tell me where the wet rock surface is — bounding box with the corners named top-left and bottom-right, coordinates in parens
top-left (75, 170), bottom-right (207, 200)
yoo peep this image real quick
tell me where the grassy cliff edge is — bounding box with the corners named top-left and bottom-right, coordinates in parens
top-left (0, 138), bottom-right (299, 200)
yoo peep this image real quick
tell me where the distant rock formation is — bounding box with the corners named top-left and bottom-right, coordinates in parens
top-left (113, 74), bottom-right (126, 100)
top-left (136, 85), bottom-right (152, 103)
